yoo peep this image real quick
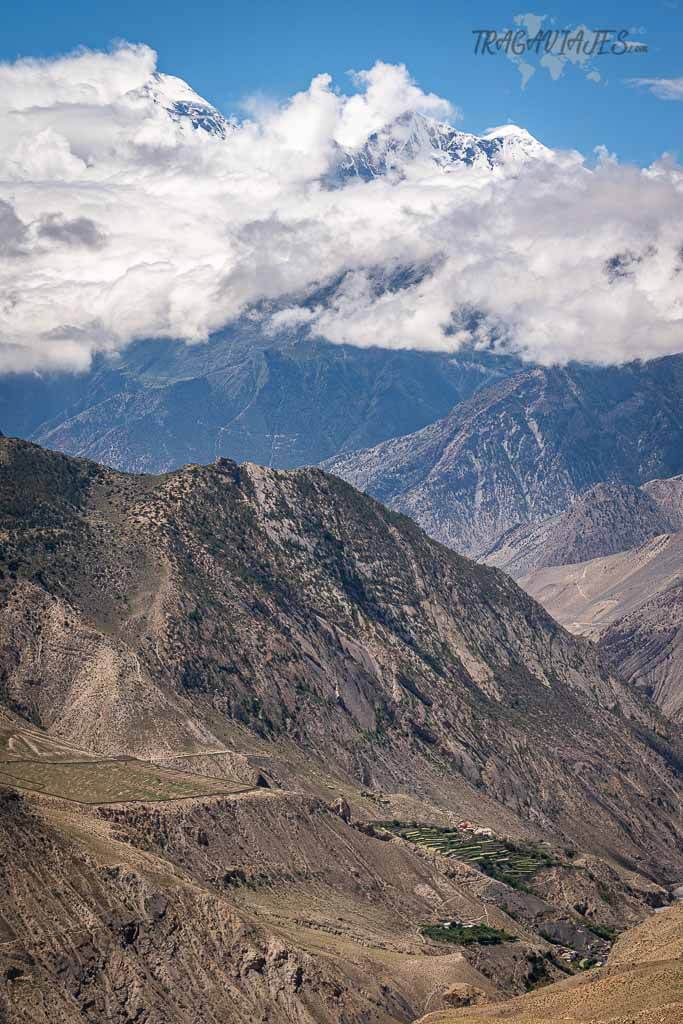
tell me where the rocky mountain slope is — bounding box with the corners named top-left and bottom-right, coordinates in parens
top-left (324, 357), bottom-right (683, 558)
top-left (520, 533), bottom-right (683, 721)
top-left (0, 435), bottom-right (681, 869)
top-left (601, 581), bottom-right (683, 722)
top-left (519, 532), bottom-right (683, 640)
top-left (642, 474), bottom-right (683, 531)
top-left (485, 473), bottom-right (683, 722)
top-left (1, 437), bottom-right (682, 1022)
top-left (0, 333), bottom-right (518, 473)
top-left (484, 481), bottom-right (681, 578)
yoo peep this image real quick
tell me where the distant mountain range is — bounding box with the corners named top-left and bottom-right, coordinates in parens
top-left (133, 72), bottom-right (553, 178)
top-left (334, 115), bottom-right (552, 181)
top-left (0, 331), bottom-right (519, 472)
top-left (325, 356), bottom-right (683, 557)
top-left (0, 71), bottom-right (565, 480)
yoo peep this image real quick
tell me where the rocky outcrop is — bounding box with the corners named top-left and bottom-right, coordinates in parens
top-left (441, 983), bottom-right (488, 1008)
top-left (331, 796), bottom-right (351, 822)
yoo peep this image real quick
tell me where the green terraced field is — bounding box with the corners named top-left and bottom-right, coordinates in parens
top-left (373, 821), bottom-right (557, 886)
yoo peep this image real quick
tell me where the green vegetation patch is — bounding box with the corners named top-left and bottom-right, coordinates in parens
top-left (586, 922), bottom-right (618, 941)
top-left (374, 820), bottom-right (557, 887)
top-left (421, 923), bottom-right (517, 946)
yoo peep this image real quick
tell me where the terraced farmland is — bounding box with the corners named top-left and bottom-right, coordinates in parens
top-left (0, 757), bottom-right (251, 803)
top-left (0, 723), bottom-right (253, 803)
top-left (373, 822), bottom-right (556, 886)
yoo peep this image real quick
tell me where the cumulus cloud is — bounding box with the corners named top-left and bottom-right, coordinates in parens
top-left (336, 62), bottom-right (456, 148)
top-left (0, 41), bottom-right (682, 374)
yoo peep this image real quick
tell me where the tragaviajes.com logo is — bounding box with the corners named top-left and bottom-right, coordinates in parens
top-left (473, 15), bottom-right (648, 89)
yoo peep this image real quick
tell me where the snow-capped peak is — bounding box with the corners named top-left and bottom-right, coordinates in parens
top-left (128, 71), bottom-right (236, 138)
top-left (481, 124), bottom-right (533, 140)
top-left (479, 123), bottom-right (551, 163)
top-left (334, 112), bottom-right (552, 182)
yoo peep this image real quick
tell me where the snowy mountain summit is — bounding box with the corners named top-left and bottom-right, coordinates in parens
top-left (132, 72), bottom-right (236, 138)
top-left (127, 71), bottom-right (549, 177)
top-left (335, 113), bottom-right (552, 181)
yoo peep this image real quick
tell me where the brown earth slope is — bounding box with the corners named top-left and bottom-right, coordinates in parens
top-left (0, 435), bottom-right (681, 874)
top-left (519, 534), bottom-right (683, 721)
top-left (0, 725), bottom-right (677, 1024)
top-left (1, 437), bottom-right (682, 1022)
top-left (415, 901), bottom-right (683, 1024)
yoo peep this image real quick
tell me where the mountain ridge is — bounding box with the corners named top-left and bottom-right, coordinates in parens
top-left (1, 434), bottom-right (681, 874)
top-left (334, 113), bottom-right (552, 181)
top-left (1, 435), bottom-right (682, 1024)
top-left (324, 356), bottom-right (683, 557)
top-left (483, 481), bottom-right (681, 578)
top-left (0, 333), bottom-right (520, 472)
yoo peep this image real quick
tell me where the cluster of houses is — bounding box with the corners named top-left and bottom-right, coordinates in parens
top-left (457, 820), bottom-right (496, 838)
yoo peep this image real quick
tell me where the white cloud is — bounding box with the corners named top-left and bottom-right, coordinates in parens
top-left (337, 62), bottom-right (456, 148)
top-left (629, 76), bottom-right (683, 100)
top-left (0, 42), bottom-right (682, 374)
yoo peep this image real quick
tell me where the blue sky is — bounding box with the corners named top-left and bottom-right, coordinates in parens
top-left (1, 0), bottom-right (682, 164)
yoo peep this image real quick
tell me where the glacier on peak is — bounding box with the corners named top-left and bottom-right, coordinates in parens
top-left (332, 112), bottom-right (552, 182)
